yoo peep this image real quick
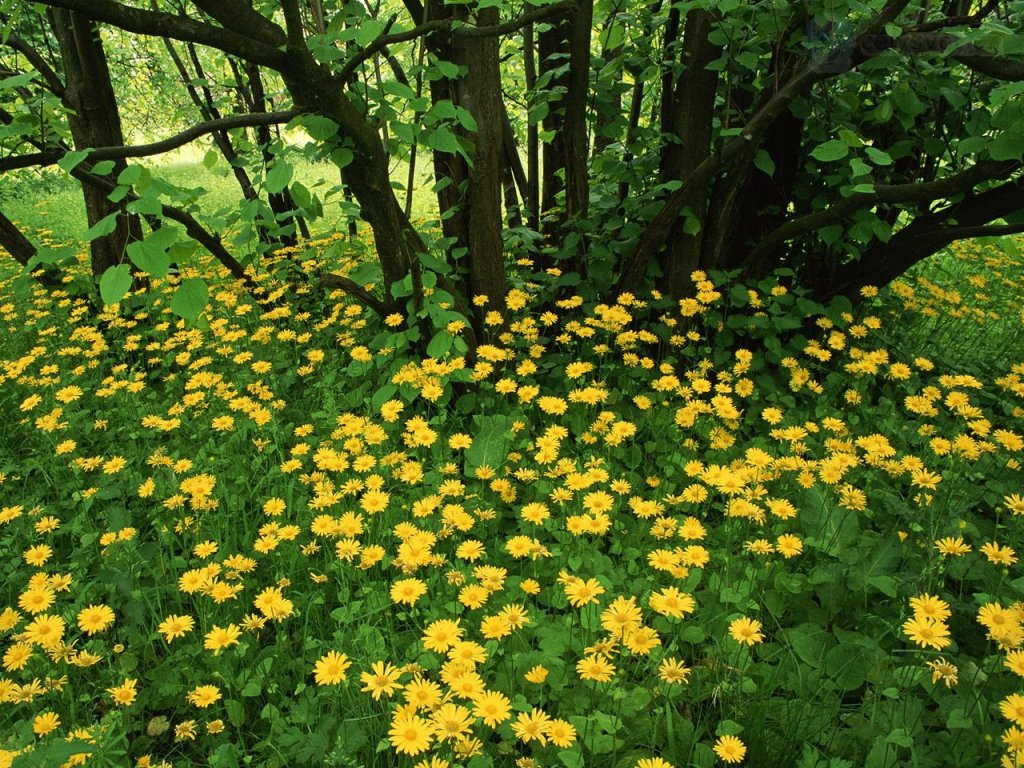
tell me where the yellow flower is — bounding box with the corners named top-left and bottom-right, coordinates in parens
top-left (649, 587), bottom-right (696, 619)
top-left (76, 604), bottom-right (115, 635)
top-left (390, 578), bottom-right (427, 606)
top-left (158, 614), bottom-right (194, 643)
top-left (524, 664), bottom-right (549, 684)
top-left (33, 711), bottom-right (60, 737)
top-left (713, 734), bottom-right (746, 763)
top-left (107, 678), bottom-right (138, 706)
top-left (389, 712), bottom-right (433, 755)
top-left (313, 651), bottom-right (352, 685)
top-left (902, 617), bottom-right (951, 650)
top-left (512, 708), bottom-right (551, 745)
top-left (935, 536), bottom-right (972, 556)
top-left (472, 690), bottom-right (511, 727)
top-left (729, 616), bottom-right (764, 646)
top-left (187, 685), bottom-right (222, 708)
top-left (203, 624), bottom-right (241, 654)
top-left (576, 654), bottom-right (616, 682)
top-left (360, 660), bottom-right (403, 700)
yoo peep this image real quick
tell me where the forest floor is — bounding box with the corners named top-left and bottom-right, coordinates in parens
top-left (0, 181), bottom-right (1023, 768)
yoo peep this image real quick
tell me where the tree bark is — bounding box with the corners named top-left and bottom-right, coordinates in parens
top-left (656, 8), bottom-right (719, 298)
top-left (48, 8), bottom-right (141, 277)
top-left (453, 5), bottom-right (507, 311)
top-left (0, 208), bottom-right (37, 266)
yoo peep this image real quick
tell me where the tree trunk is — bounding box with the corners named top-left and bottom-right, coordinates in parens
top-left (453, 6), bottom-right (507, 311)
top-left (49, 8), bottom-right (140, 277)
top-left (524, 21), bottom-right (540, 231)
top-left (656, 9), bottom-right (720, 298)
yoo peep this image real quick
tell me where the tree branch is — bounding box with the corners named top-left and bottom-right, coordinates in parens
top-left (746, 160), bottom-right (1020, 264)
top-left (337, 0), bottom-right (576, 84)
top-left (0, 109), bottom-right (301, 172)
top-left (1, 32), bottom-right (66, 97)
top-left (319, 272), bottom-right (390, 317)
top-left (28, 0), bottom-right (290, 69)
top-left (898, 31), bottom-right (1024, 80)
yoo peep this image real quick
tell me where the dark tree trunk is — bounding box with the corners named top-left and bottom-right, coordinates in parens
top-left (812, 176), bottom-right (1024, 302)
top-left (453, 5), bottom-right (507, 311)
top-left (538, 0), bottom-right (592, 273)
top-left (656, 9), bottom-right (720, 298)
top-left (49, 8), bottom-right (141, 277)
top-left (538, 21), bottom-right (568, 238)
top-left (524, 21), bottom-right (540, 231)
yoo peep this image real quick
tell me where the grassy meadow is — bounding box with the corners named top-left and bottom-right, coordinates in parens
top-left (0, 174), bottom-right (1023, 768)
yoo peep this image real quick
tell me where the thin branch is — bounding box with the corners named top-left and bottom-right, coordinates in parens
top-left (280, 0), bottom-right (306, 49)
top-left (747, 160), bottom-right (1020, 262)
top-left (899, 31), bottom-right (1024, 80)
top-left (28, 0), bottom-right (290, 70)
top-left (0, 109), bottom-right (301, 172)
top-left (319, 272), bottom-right (390, 317)
top-left (2, 32), bottom-right (65, 96)
top-left (337, 0), bottom-right (576, 83)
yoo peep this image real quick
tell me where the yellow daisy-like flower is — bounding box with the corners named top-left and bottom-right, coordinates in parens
top-left (313, 651), bottom-right (352, 686)
top-left (902, 616), bottom-right (951, 650)
top-left (107, 678), bottom-right (138, 706)
top-left (76, 604), bottom-right (115, 635)
top-left (390, 578), bottom-right (427, 606)
top-left (187, 685), bottom-right (222, 708)
top-left (713, 734), bottom-right (746, 763)
top-left (33, 711), bottom-right (60, 737)
top-left (158, 614), bottom-right (194, 643)
top-left (729, 616), bottom-right (764, 646)
top-left (388, 712), bottom-right (433, 755)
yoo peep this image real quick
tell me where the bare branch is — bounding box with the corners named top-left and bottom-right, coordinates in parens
top-left (319, 272), bottom-right (390, 317)
top-left (0, 109), bottom-right (301, 172)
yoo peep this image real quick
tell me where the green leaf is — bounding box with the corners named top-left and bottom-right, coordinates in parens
top-left (57, 150), bottom-right (90, 173)
top-left (427, 331), bottom-right (453, 358)
top-left (298, 115), bottom-right (340, 141)
top-left (90, 159), bottom-right (116, 176)
top-left (464, 415), bottom-right (513, 472)
top-left (864, 146), bottom-right (893, 165)
top-left (99, 264), bottom-right (133, 305)
top-left (126, 226), bottom-right (178, 277)
top-left (427, 126), bottom-right (462, 155)
top-left (0, 71), bottom-right (35, 90)
top-left (330, 147), bottom-right (354, 170)
top-left (265, 160), bottom-right (293, 194)
top-left (434, 60), bottom-right (460, 78)
top-left (82, 212), bottom-right (120, 241)
top-left (990, 128), bottom-right (1024, 161)
top-left (171, 277), bottom-right (208, 321)
top-left (754, 149), bottom-right (776, 176)
top-left (26, 245), bottom-right (74, 268)
top-left (811, 140), bottom-right (848, 162)
top-left (203, 149), bottom-right (219, 169)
